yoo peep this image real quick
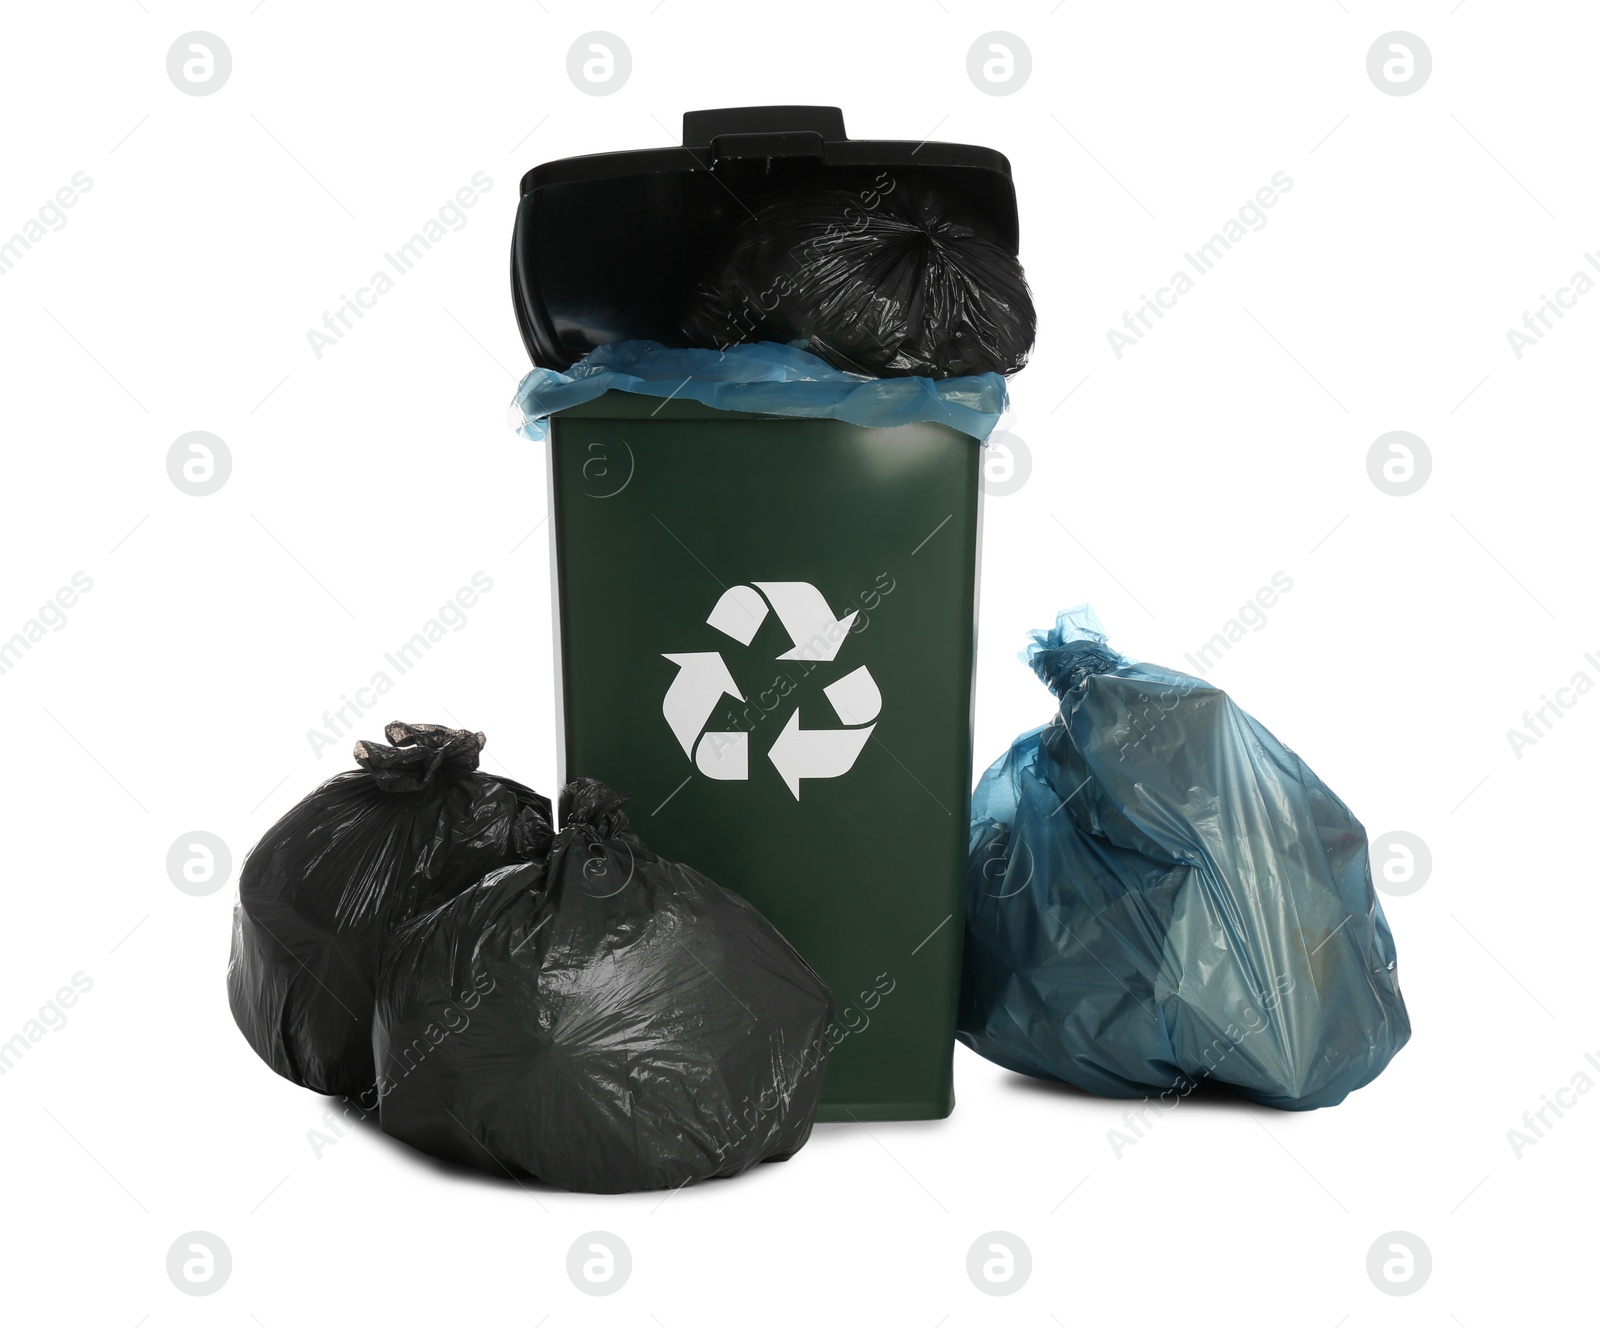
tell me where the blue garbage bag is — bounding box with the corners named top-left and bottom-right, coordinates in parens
top-left (510, 339), bottom-right (1007, 443)
top-left (959, 607), bottom-right (1409, 1110)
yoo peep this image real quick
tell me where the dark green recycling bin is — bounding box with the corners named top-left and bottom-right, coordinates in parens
top-left (513, 106), bottom-right (1018, 1119)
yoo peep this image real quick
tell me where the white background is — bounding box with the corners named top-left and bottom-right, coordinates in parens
top-left (1, 2), bottom-right (1592, 1323)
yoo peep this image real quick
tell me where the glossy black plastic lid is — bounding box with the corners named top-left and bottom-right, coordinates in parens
top-left (510, 106), bottom-right (1019, 370)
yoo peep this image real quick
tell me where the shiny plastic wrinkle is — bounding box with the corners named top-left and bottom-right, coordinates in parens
top-left (226, 723), bottom-right (553, 1098)
top-left (682, 182), bottom-right (1036, 379)
top-left (510, 339), bottom-right (1008, 442)
top-left (958, 608), bottom-right (1410, 1110)
top-left (373, 778), bottom-right (837, 1193)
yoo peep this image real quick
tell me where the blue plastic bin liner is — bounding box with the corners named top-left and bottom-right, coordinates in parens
top-left (510, 339), bottom-right (1007, 443)
top-left (959, 607), bottom-right (1409, 1111)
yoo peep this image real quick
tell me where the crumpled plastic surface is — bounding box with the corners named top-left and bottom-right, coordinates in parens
top-left (373, 778), bottom-right (836, 1193)
top-left (959, 608), bottom-right (1410, 1111)
top-left (682, 182), bottom-right (1036, 379)
top-left (227, 722), bottom-right (552, 1099)
top-left (510, 339), bottom-right (1008, 443)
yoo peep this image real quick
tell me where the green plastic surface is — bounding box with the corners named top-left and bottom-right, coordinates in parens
top-left (547, 394), bottom-right (981, 1120)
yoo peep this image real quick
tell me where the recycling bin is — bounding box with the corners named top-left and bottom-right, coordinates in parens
top-left (512, 107), bottom-right (1019, 1120)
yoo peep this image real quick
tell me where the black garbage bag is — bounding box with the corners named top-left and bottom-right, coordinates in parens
top-left (373, 778), bottom-right (836, 1193)
top-left (682, 180), bottom-right (1035, 379)
top-left (227, 722), bottom-right (551, 1099)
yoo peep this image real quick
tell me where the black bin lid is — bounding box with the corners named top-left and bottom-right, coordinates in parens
top-left (511, 106), bottom-right (1019, 370)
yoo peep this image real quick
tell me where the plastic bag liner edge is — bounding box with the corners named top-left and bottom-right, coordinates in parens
top-left (509, 340), bottom-right (1008, 443)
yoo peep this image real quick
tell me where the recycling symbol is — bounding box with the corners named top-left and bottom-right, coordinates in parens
top-left (662, 581), bottom-right (881, 800)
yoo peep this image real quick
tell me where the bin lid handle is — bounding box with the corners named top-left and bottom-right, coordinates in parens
top-left (682, 105), bottom-right (846, 165)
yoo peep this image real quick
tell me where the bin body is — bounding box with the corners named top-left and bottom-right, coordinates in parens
top-left (546, 393), bottom-right (980, 1120)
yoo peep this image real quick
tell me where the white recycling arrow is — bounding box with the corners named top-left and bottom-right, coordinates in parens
top-left (661, 653), bottom-right (743, 758)
top-left (768, 709), bottom-right (876, 800)
top-left (706, 584), bottom-right (768, 646)
top-left (695, 731), bottom-right (748, 780)
top-left (753, 582), bottom-right (858, 662)
top-left (824, 665), bottom-right (882, 726)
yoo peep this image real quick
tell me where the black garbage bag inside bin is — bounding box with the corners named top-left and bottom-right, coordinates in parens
top-left (682, 180), bottom-right (1036, 379)
top-left (227, 722), bottom-right (551, 1099)
top-left (373, 778), bottom-right (836, 1193)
